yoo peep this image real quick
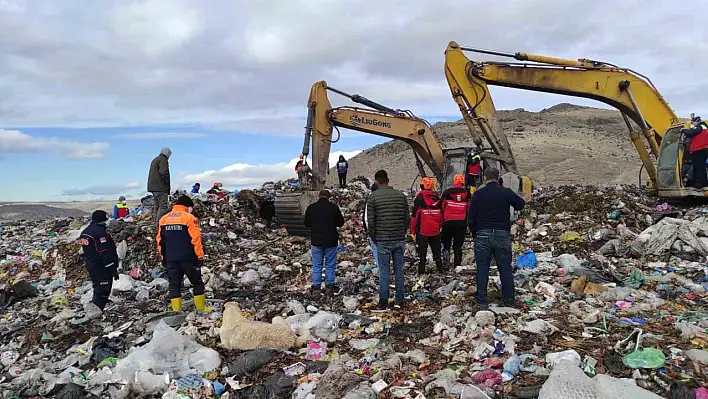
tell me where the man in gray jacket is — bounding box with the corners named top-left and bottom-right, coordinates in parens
top-left (366, 170), bottom-right (409, 311)
top-left (147, 147), bottom-right (172, 225)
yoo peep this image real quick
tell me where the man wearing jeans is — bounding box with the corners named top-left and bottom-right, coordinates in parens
top-left (366, 170), bottom-right (409, 311)
top-left (468, 167), bottom-right (525, 309)
top-left (305, 190), bottom-right (345, 296)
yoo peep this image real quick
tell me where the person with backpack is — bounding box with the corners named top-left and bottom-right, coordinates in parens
top-left (440, 174), bottom-right (470, 267)
top-left (410, 177), bottom-right (443, 274)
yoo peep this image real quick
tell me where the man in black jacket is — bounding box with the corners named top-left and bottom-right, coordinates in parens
top-left (468, 167), bottom-right (525, 309)
top-left (147, 147), bottom-right (172, 226)
top-left (80, 210), bottom-right (119, 319)
top-left (305, 190), bottom-right (345, 295)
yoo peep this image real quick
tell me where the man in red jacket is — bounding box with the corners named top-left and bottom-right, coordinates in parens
top-left (682, 115), bottom-right (708, 189)
top-left (441, 174), bottom-right (469, 267)
top-left (411, 177), bottom-right (443, 275)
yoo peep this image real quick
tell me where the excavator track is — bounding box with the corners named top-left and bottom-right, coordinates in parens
top-left (274, 192), bottom-right (314, 237)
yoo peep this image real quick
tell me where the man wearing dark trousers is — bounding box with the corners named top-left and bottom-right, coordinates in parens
top-left (148, 147), bottom-right (172, 226)
top-left (80, 210), bottom-right (119, 319)
top-left (682, 115), bottom-right (708, 189)
top-left (157, 195), bottom-right (209, 312)
top-left (468, 167), bottom-right (525, 309)
top-left (411, 177), bottom-right (443, 275)
top-left (336, 155), bottom-right (349, 189)
top-left (305, 190), bottom-right (345, 295)
top-left (441, 174), bottom-right (470, 267)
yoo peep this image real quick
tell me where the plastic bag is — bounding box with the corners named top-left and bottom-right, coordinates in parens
top-left (622, 348), bottom-right (665, 369)
top-left (515, 250), bottom-right (537, 269)
top-left (114, 320), bottom-right (220, 380)
top-left (228, 349), bottom-right (278, 378)
top-left (538, 360), bottom-right (663, 399)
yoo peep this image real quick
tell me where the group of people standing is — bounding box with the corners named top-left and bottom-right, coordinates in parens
top-left (305, 165), bottom-right (526, 312)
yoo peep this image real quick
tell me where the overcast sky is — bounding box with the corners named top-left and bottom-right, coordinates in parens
top-left (1, 0), bottom-right (706, 201)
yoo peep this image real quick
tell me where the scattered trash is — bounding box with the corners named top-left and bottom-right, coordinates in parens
top-left (0, 182), bottom-right (705, 398)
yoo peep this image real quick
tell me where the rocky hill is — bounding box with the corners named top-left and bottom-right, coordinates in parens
top-left (329, 104), bottom-right (644, 189)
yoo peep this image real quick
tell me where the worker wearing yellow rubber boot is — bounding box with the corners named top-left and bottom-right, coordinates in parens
top-left (157, 195), bottom-right (210, 312)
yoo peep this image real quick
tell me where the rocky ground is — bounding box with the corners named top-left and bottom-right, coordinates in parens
top-left (331, 104), bottom-right (645, 190)
top-left (0, 179), bottom-right (706, 399)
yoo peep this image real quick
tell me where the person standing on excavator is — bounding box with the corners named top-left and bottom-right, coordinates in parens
top-left (440, 174), bottom-right (470, 268)
top-left (682, 115), bottom-right (708, 190)
top-left (336, 155), bottom-right (349, 188)
top-left (411, 177), bottom-right (444, 275)
top-left (466, 150), bottom-right (482, 190)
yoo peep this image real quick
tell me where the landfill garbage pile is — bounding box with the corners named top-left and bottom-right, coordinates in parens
top-left (0, 181), bottom-right (706, 398)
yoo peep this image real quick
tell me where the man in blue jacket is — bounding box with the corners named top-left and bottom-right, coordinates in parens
top-left (468, 167), bottom-right (525, 309)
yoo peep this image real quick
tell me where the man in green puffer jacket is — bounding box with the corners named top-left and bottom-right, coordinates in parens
top-left (366, 170), bottom-right (409, 311)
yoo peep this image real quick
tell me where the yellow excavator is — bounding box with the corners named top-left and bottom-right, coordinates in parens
top-left (444, 41), bottom-right (697, 199)
top-left (275, 81), bottom-right (525, 236)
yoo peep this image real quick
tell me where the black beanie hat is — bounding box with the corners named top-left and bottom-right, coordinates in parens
top-left (175, 195), bottom-right (194, 208)
top-left (91, 210), bottom-right (109, 223)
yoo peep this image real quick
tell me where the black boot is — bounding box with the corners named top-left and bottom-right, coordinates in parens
top-left (436, 261), bottom-right (446, 273)
top-left (418, 261), bottom-right (427, 275)
top-left (442, 250), bottom-right (451, 268)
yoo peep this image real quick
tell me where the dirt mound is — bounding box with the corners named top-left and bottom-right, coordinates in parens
top-left (0, 204), bottom-right (88, 221)
top-left (329, 104), bottom-right (643, 190)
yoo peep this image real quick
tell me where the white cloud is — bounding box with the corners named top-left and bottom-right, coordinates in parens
top-left (119, 132), bottom-right (206, 139)
top-left (0, 129), bottom-right (108, 158)
top-left (0, 0), bottom-right (704, 131)
top-left (183, 150), bottom-right (362, 188)
top-left (61, 182), bottom-right (140, 196)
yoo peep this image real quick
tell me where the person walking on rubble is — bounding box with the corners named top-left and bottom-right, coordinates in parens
top-left (304, 190), bottom-right (345, 295)
top-left (362, 182), bottom-right (379, 268)
top-left (441, 174), bottom-right (470, 268)
top-left (336, 155), bottom-right (349, 189)
top-left (411, 177), bottom-right (444, 275)
top-left (682, 115), bottom-right (708, 190)
top-left (80, 210), bottom-right (119, 319)
top-left (113, 196), bottom-right (130, 219)
top-left (147, 147), bottom-right (172, 226)
top-left (157, 195), bottom-right (209, 312)
top-left (367, 170), bottom-right (409, 311)
top-left (468, 167), bottom-right (525, 309)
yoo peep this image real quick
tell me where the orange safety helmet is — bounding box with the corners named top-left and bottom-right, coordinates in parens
top-left (453, 174), bottom-right (465, 186)
top-left (421, 177), bottom-right (434, 190)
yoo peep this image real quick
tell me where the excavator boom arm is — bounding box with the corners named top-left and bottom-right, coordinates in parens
top-left (304, 81), bottom-right (445, 189)
top-left (444, 41), bottom-right (683, 188)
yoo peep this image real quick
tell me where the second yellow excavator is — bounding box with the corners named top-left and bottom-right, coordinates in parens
top-left (444, 41), bottom-right (698, 199)
top-left (275, 81), bottom-right (529, 236)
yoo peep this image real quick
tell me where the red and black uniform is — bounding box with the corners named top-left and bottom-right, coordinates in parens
top-left (466, 153), bottom-right (482, 187)
top-left (410, 189), bottom-right (443, 273)
top-left (684, 121), bottom-right (708, 188)
top-left (157, 205), bottom-right (206, 300)
top-left (441, 184), bottom-right (470, 266)
top-left (80, 221), bottom-right (119, 310)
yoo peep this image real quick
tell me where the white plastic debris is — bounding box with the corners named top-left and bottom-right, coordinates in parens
top-left (522, 319), bottom-right (559, 336)
top-left (538, 359), bottom-right (663, 399)
top-left (304, 311), bottom-right (341, 342)
top-left (114, 320), bottom-right (220, 381)
top-left (112, 274), bottom-right (135, 292)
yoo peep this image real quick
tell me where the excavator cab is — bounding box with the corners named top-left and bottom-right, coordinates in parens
top-left (657, 125), bottom-right (708, 197)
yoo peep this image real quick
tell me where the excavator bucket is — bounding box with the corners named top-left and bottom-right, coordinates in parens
top-left (274, 191), bottom-right (319, 237)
